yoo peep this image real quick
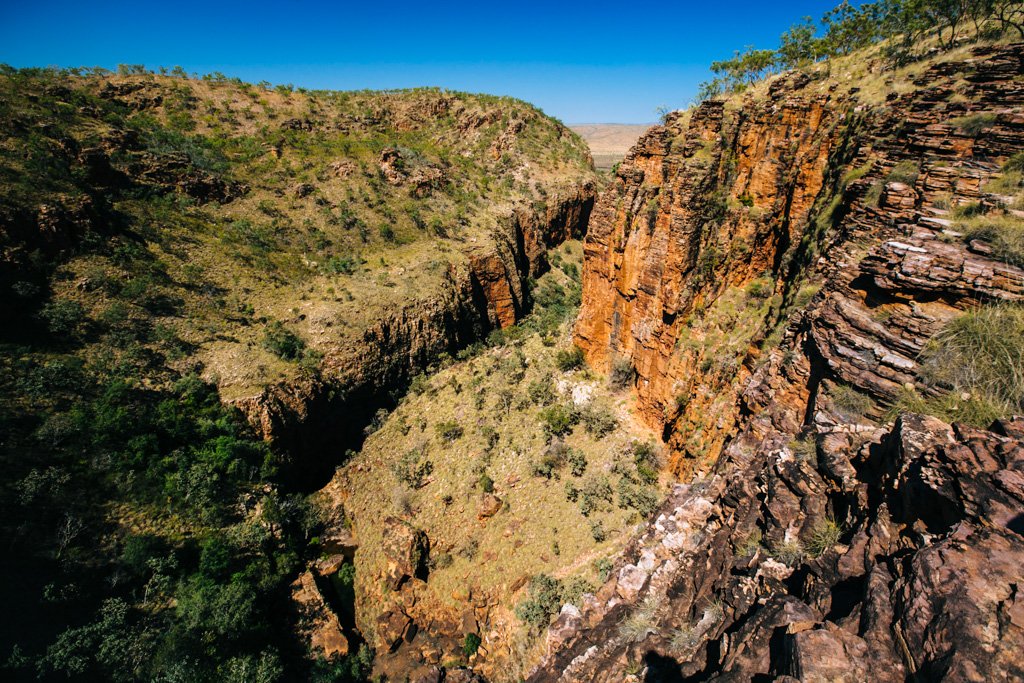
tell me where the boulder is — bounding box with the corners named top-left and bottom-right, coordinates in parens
top-left (615, 564), bottom-right (648, 601)
top-left (382, 516), bottom-right (430, 589)
top-left (477, 493), bottom-right (503, 520)
top-left (290, 571), bottom-right (349, 659)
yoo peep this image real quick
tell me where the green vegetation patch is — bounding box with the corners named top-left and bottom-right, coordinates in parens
top-left (895, 304), bottom-right (1024, 426)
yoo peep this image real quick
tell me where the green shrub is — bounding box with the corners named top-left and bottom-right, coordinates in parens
top-left (580, 403), bottom-right (618, 438)
top-left (617, 479), bottom-right (659, 518)
top-left (632, 441), bottom-right (660, 469)
top-left (539, 403), bottom-right (578, 436)
top-left (736, 530), bottom-right (763, 557)
top-left (391, 449), bottom-right (433, 488)
top-left (408, 373), bottom-right (432, 396)
top-left (261, 321), bottom-right (305, 360)
top-left (555, 346), bottom-right (585, 372)
top-left (1004, 152), bottom-right (1024, 173)
top-left (589, 520), bottom-right (606, 542)
top-left (789, 437), bottom-right (818, 464)
top-left (890, 386), bottom-right (1007, 430)
top-left (324, 255), bottom-right (357, 275)
top-left (745, 277), bottom-right (773, 300)
top-left (618, 596), bottom-right (660, 643)
top-left (532, 450), bottom-right (563, 479)
top-left (949, 112), bottom-right (998, 137)
top-left (478, 473), bottom-right (494, 493)
top-left (670, 626), bottom-right (698, 652)
top-left (527, 377), bottom-right (556, 405)
top-left (952, 201), bottom-right (986, 219)
top-left (983, 170), bottom-right (1022, 195)
top-left (435, 421), bottom-right (463, 442)
top-left (806, 516), bottom-right (842, 557)
top-left (462, 632), bottom-right (481, 657)
top-left (561, 576), bottom-right (595, 605)
top-left (862, 180), bottom-right (884, 207)
top-left (40, 299), bottom-right (85, 336)
top-left (771, 539), bottom-right (805, 566)
top-left (578, 474), bottom-right (613, 516)
top-left (480, 425), bottom-right (499, 452)
top-left (567, 449), bottom-right (587, 477)
top-left (913, 304), bottom-right (1024, 424)
top-left (829, 384), bottom-right (873, 420)
top-left (885, 160), bottom-right (919, 185)
top-left (636, 462), bottom-right (658, 485)
top-left (959, 214), bottom-right (1024, 267)
top-left (514, 574), bottom-right (564, 631)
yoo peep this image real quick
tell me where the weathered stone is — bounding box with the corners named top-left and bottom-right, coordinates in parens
top-left (526, 42), bottom-right (1024, 683)
top-left (477, 493), bottom-right (502, 520)
top-left (381, 517), bottom-right (430, 590)
top-left (615, 564), bottom-right (648, 600)
top-left (547, 604), bottom-right (583, 648)
top-left (787, 628), bottom-right (872, 683)
top-left (377, 608), bottom-right (413, 652)
top-left (290, 571), bottom-right (349, 659)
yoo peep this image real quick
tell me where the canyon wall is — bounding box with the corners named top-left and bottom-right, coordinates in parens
top-left (235, 185), bottom-right (595, 487)
top-left (575, 75), bottom-right (852, 473)
top-left (575, 44), bottom-right (1024, 475)
top-left (531, 42), bottom-right (1024, 680)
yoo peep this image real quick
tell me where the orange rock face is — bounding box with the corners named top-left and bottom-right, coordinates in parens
top-left (575, 43), bottom-right (1024, 474)
top-left (291, 570), bottom-right (350, 659)
top-left (530, 42), bottom-right (1024, 683)
top-left (575, 79), bottom-right (843, 472)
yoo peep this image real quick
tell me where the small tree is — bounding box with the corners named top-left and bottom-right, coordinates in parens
top-left (777, 17), bottom-right (822, 68)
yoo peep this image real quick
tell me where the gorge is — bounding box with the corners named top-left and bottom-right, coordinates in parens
top-left (2, 8), bottom-right (1024, 683)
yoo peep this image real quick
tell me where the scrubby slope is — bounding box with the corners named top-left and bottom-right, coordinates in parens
top-left (0, 67), bottom-right (596, 681)
top-left (0, 69), bottom-right (597, 474)
top-left (318, 242), bottom-right (664, 680)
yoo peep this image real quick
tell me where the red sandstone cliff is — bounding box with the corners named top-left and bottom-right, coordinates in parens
top-left (575, 44), bottom-right (1024, 475)
top-left (533, 41), bottom-right (1024, 681)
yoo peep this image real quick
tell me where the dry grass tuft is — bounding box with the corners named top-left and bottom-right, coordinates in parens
top-left (806, 517), bottom-right (843, 557)
top-left (908, 304), bottom-right (1024, 425)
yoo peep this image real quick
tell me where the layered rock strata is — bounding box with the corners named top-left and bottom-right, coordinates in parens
top-left (528, 42), bottom-right (1024, 681)
top-left (575, 43), bottom-right (1024, 474)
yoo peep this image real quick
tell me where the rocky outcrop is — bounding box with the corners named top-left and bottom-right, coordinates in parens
top-left (234, 184), bottom-right (595, 487)
top-left (528, 43), bottom-right (1024, 681)
top-left (291, 570), bottom-right (350, 660)
top-left (382, 517), bottom-right (430, 590)
top-left (574, 74), bottom-right (849, 473)
top-left (575, 42), bottom-right (1024, 473)
top-left (130, 151), bottom-right (248, 203)
top-left (528, 407), bottom-right (1024, 681)
top-left (378, 147), bottom-right (448, 196)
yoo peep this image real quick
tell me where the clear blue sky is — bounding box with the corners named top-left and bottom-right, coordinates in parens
top-left (0, 0), bottom-right (844, 123)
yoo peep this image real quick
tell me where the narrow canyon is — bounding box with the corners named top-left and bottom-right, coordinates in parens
top-left (3, 13), bottom-right (1024, 683)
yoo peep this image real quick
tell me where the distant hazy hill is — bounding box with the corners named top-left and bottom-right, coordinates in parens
top-left (570, 123), bottom-right (652, 170)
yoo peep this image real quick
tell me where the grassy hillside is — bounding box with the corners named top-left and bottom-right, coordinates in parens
top-left (0, 66), bottom-right (594, 681)
top-left (326, 241), bottom-right (663, 678)
top-left (1, 67), bottom-right (594, 400)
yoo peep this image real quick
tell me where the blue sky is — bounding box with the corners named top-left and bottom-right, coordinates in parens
top-left (0, 1), bottom-right (843, 123)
